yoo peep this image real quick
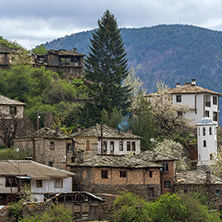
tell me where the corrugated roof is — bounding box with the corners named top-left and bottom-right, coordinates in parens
top-left (175, 170), bottom-right (222, 184)
top-left (0, 95), bottom-right (25, 105)
top-left (0, 160), bottom-right (75, 179)
top-left (70, 154), bottom-right (161, 168)
top-left (72, 124), bottom-right (141, 139)
top-left (146, 84), bottom-right (221, 97)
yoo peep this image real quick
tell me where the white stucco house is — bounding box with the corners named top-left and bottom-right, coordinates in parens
top-left (0, 160), bottom-right (75, 202)
top-left (197, 117), bottom-right (217, 166)
top-left (146, 79), bottom-right (221, 126)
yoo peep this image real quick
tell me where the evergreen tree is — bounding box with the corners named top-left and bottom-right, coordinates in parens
top-left (84, 10), bottom-right (131, 125)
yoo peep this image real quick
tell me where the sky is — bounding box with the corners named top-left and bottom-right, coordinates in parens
top-left (1, 0), bottom-right (222, 50)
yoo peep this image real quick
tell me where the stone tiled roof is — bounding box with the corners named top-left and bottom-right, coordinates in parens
top-left (175, 170), bottom-right (222, 184)
top-left (0, 160), bottom-right (75, 179)
top-left (0, 95), bottom-right (25, 105)
top-left (136, 150), bottom-right (177, 161)
top-left (0, 45), bottom-right (16, 53)
top-left (70, 154), bottom-right (161, 168)
top-left (48, 49), bottom-right (85, 56)
top-left (146, 84), bottom-right (221, 97)
top-left (16, 127), bottom-right (71, 139)
top-left (72, 124), bottom-right (141, 139)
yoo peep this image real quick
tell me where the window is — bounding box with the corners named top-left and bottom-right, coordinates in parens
top-left (205, 95), bottom-right (211, 107)
top-left (54, 179), bottom-right (63, 188)
top-left (162, 163), bottom-right (169, 172)
top-left (48, 161), bottom-right (53, 167)
top-left (132, 142), bottom-right (136, 151)
top-left (101, 170), bottom-right (108, 179)
top-left (110, 141), bottom-right (114, 151)
top-left (119, 141), bottom-right (123, 151)
top-left (36, 180), bottom-right (43, 188)
top-left (5, 178), bottom-right (17, 187)
top-left (67, 143), bottom-right (72, 151)
top-left (120, 171), bottom-right (127, 178)
top-left (216, 190), bottom-right (220, 197)
top-left (205, 110), bottom-right (209, 117)
top-left (10, 106), bottom-right (17, 115)
top-left (50, 142), bottom-right (55, 150)
top-left (203, 127), bottom-right (206, 136)
top-left (213, 96), bottom-right (217, 105)
top-left (86, 141), bottom-right (90, 150)
top-left (209, 127), bottom-right (212, 135)
top-left (213, 112), bottom-right (218, 121)
top-left (127, 141), bottom-right (131, 151)
top-left (103, 141), bottom-right (107, 151)
top-left (149, 171), bottom-right (153, 178)
top-left (164, 181), bottom-right (171, 189)
top-left (203, 140), bottom-right (206, 147)
top-left (176, 95), bottom-right (181, 102)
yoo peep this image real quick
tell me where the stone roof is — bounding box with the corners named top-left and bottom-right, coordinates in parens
top-left (0, 95), bottom-right (25, 105)
top-left (72, 124), bottom-right (141, 139)
top-left (16, 127), bottom-right (71, 140)
top-left (0, 45), bottom-right (16, 53)
top-left (0, 160), bottom-right (75, 179)
top-left (146, 83), bottom-right (221, 97)
top-left (48, 49), bottom-right (85, 56)
top-left (70, 154), bottom-right (161, 168)
top-left (136, 150), bottom-right (177, 161)
top-left (175, 170), bottom-right (222, 185)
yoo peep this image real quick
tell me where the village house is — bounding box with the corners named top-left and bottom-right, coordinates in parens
top-left (72, 124), bottom-right (141, 161)
top-left (0, 160), bottom-right (75, 203)
top-left (136, 150), bottom-right (176, 194)
top-left (0, 45), bottom-right (15, 69)
top-left (13, 128), bottom-right (75, 170)
top-left (33, 48), bottom-right (85, 79)
top-left (68, 154), bottom-right (162, 200)
top-left (145, 79), bottom-right (221, 125)
top-left (0, 95), bottom-right (25, 119)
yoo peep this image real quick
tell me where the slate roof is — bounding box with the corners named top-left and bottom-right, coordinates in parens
top-left (72, 124), bottom-right (141, 139)
top-left (0, 160), bottom-right (75, 179)
top-left (70, 154), bottom-right (161, 168)
top-left (16, 127), bottom-right (71, 139)
top-left (0, 95), bottom-right (25, 105)
top-left (48, 49), bottom-right (85, 56)
top-left (175, 170), bottom-right (222, 185)
top-left (145, 83), bottom-right (221, 97)
top-left (0, 45), bottom-right (16, 53)
top-left (136, 150), bottom-right (177, 161)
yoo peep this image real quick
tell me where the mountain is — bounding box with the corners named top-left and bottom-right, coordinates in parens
top-left (43, 24), bottom-right (222, 94)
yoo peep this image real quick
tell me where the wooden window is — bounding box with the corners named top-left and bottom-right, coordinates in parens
top-left (132, 142), bottom-right (136, 151)
top-left (86, 141), bottom-right (90, 150)
top-left (164, 181), bottom-right (171, 189)
top-left (213, 112), bottom-right (218, 121)
top-left (101, 170), bottom-right (108, 179)
top-left (176, 95), bottom-right (181, 102)
top-left (110, 141), bottom-right (114, 151)
top-left (54, 179), bottom-right (63, 188)
top-left (120, 171), bottom-right (127, 178)
top-left (67, 143), bottom-right (72, 151)
top-left (203, 140), bottom-right (206, 147)
top-left (127, 141), bottom-right (131, 151)
top-left (213, 96), bottom-right (217, 105)
top-left (50, 142), bottom-right (55, 150)
top-left (205, 110), bottom-right (209, 117)
top-left (162, 163), bottom-right (169, 172)
top-left (205, 95), bottom-right (211, 107)
top-left (119, 141), bottom-right (123, 151)
top-left (103, 141), bottom-right (107, 151)
top-left (149, 171), bottom-right (153, 178)
top-left (10, 106), bottom-right (17, 115)
top-left (36, 180), bottom-right (43, 188)
top-left (5, 178), bottom-right (17, 187)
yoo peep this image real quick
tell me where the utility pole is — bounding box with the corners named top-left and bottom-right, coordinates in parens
top-left (37, 111), bottom-right (40, 130)
top-left (101, 122), bottom-right (103, 155)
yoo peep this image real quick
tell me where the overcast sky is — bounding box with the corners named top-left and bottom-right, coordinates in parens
top-left (1, 0), bottom-right (222, 49)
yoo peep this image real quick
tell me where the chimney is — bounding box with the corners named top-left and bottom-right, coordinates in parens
top-left (206, 171), bottom-right (211, 184)
top-left (128, 129), bottom-right (132, 134)
top-left (185, 82), bottom-right (190, 85)
top-left (77, 125), bottom-right (81, 134)
top-left (73, 48), bottom-right (77, 53)
top-left (191, 79), bottom-right (196, 86)
top-left (176, 83), bottom-right (181, 88)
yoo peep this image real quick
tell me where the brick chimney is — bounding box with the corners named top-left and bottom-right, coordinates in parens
top-left (191, 79), bottom-right (196, 86)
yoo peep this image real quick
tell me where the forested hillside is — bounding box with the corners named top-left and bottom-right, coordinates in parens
top-left (44, 24), bottom-right (222, 93)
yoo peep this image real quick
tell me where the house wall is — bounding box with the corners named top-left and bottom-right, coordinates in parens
top-left (0, 105), bottom-right (24, 119)
top-left (0, 177), bottom-right (17, 193)
top-left (71, 166), bottom-right (161, 200)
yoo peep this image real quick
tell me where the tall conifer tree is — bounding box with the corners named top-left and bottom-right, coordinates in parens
top-left (83, 10), bottom-right (130, 125)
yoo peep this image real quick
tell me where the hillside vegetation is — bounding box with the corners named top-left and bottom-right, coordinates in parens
top-left (44, 24), bottom-right (222, 93)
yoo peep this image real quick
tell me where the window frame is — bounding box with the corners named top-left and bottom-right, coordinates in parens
top-left (101, 170), bottom-right (108, 179)
top-left (164, 181), bottom-right (171, 189)
top-left (54, 179), bottom-right (63, 188)
top-left (110, 141), bottom-right (114, 151)
top-left (213, 96), bottom-right (217, 105)
top-left (132, 142), bottom-right (136, 151)
top-left (50, 141), bottom-right (55, 150)
top-left (162, 162), bottom-right (169, 172)
top-left (176, 95), bottom-right (181, 103)
top-left (36, 180), bottom-right (43, 188)
top-left (120, 170), bottom-right (127, 178)
top-left (119, 141), bottom-right (123, 151)
top-left (127, 141), bottom-right (131, 151)
top-left (10, 106), bottom-right (17, 115)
